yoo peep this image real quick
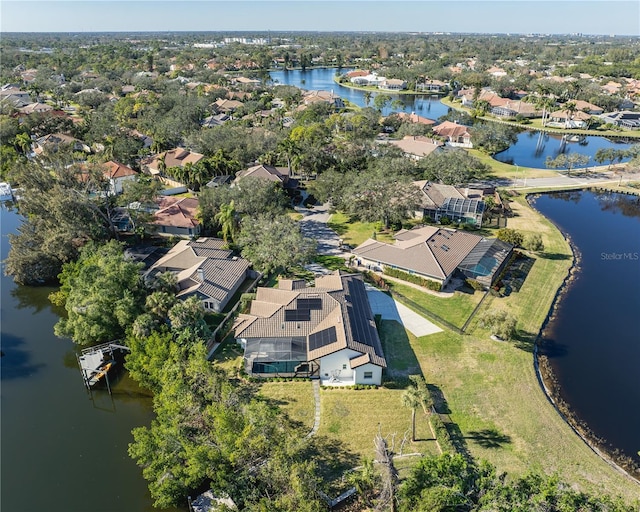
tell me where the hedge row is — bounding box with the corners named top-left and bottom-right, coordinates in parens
top-left (429, 413), bottom-right (456, 454)
top-left (383, 267), bottom-right (442, 291)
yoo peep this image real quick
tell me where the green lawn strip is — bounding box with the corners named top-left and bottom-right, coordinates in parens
top-left (258, 381), bottom-right (316, 432)
top-left (209, 336), bottom-right (244, 374)
top-left (378, 320), bottom-right (422, 378)
top-left (467, 148), bottom-right (559, 180)
top-left (411, 327), bottom-right (640, 501)
top-left (385, 280), bottom-right (482, 328)
top-left (327, 212), bottom-right (395, 247)
top-left (314, 255), bottom-right (351, 272)
top-left (317, 387), bottom-right (440, 460)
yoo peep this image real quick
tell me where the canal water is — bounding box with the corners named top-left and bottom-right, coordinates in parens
top-left (532, 190), bottom-right (640, 467)
top-left (271, 67), bottom-right (636, 170)
top-left (0, 204), bottom-right (182, 512)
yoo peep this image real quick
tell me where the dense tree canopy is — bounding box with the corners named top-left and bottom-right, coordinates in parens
top-left (419, 148), bottom-right (491, 185)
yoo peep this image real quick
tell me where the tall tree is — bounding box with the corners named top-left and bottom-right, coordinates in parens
top-left (237, 214), bottom-right (316, 276)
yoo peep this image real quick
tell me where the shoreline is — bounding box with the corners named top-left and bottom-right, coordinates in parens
top-left (527, 191), bottom-right (640, 484)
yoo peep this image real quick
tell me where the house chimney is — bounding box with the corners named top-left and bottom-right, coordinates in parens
top-left (197, 268), bottom-right (205, 282)
top-left (464, 188), bottom-right (469, 197)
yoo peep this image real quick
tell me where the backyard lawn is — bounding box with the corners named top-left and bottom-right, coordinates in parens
top-left (327, 212), bottom-right (395, 247)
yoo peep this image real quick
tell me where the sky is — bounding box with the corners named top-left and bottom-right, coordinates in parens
top-left (1, 0), bottom-right (639, 36)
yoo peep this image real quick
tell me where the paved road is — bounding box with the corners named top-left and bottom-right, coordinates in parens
top-left (296, 200), bottom-right (344, 256)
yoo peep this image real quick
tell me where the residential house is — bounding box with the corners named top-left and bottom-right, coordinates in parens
top-left (352, 225), bottom-right (513, 289)
top-left (486, 66), bottom-right (507, 78)
top-left (32, 133), bottom-right (90, 156)
top-left (0, 86), bottom-right (32, 107)
top-left (235, 272), bottom-right (387, 385)
top-left (212, 98), bottom-right (244, 114)
top-left (205, 175), bottom-right (234, 188)
top-left (383, 136), bottom-right (444, 160)
top-left (572, 100), bottom-right (604, 115)
top-left (232, 76), bottom-right (262, 87)
top-left (432, 121), bottom-right (473, 148)
top-left (302, 90), bottom-right (345, 110)
top-left (201, 113), bottom-right (230, 128)
top-left (143, 148), bottom-right (204, 176)
top-left (151, 196), bottom-right (201, 237)
top-left (101, 160), bottom-right (137, 195)
top-left (600, 111), bottom-right (640, 129)
top-left (147, 238), bottom-right (253, 313)
top-left (416, 79), bottom-right (448, 93)
top-left (379, 78), bottom-right (407, 91)
top-left (17, 102), bottom-right (53, 115)
top-left (349, 73), bottom-right (385, 87)
top-left (546, 110), bottom-right (591, 129)
top-left (490, 99), bottom-right (538, 118)
top-left (234, 163), bottom-right (294, 187)
top-left (395, 112), bottom-right (436, 126)
top-left (413, 180), bottom-right (490, 227)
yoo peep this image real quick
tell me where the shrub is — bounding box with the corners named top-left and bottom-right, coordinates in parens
top-left (430, 414), bottom-right (456, 454)
top-left (523, 233), bottom-right (544, 252)
top-left (466, 278), bottom-right (485, 291)
top-left (497, 228), bottom-right (523, 247)
top-left (383, 267), bottom-right (442, 291)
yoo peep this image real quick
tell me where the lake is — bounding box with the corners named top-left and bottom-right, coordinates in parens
top-left (271, 68), bottom-right (637, 169)
top-left (531, 190), bottom-right (640, 468)
top-left (0, 204), bottom-right (182, 512)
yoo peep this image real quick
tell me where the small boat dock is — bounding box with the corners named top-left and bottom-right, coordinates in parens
top-left (77, 342), bottom-right (130, 394)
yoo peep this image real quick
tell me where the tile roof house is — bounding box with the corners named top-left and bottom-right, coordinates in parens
top-left (379, 78), bottom-right (407, 91)
top-left (395, 112), bottom-right (437, 126)
top-left (101, 160), bottom-right (137, 195)
top-left (547, 110), bottom-right (591, 129)
top-left (17, 102), bottom-right (53, 115)
top-left (32, 133), bottom-right (90, 156)
top-left (600, 111), bottom-right (640, 129)
top-left (383, 136), bottom-right (444, 160)
top-left (147, 238), bottom-right (253, 313)
top-left (413, 180), bottom-right (491, 227)
top-left (143, 148), bottom-right (204, 176)
top-left (432, 121), bottom-right (473, 148)
top-left (302, 90), bottom-right (345, 109)
top-left (151, 196), bottom-right (201, 237)
top-left (234, 163), bottom-right (293, 187)
top-left (352, 225), bottom-right (513, 289)
top-left (235, 272), bottom-right (386, 385)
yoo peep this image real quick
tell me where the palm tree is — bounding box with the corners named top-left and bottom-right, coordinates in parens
top-left (562, 101), bottom-right (578, 128)
top-left (214, 201), bottom-right (238, 243)
top-left (401, 375), bottom-right (431, 442)
top-left (363, 91), bottom-right (372, 107)
top-left (14, 132), bottom-right (32, 155)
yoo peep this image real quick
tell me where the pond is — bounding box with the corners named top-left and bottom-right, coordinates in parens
top-left (531, 190), bottom-right (640, 469)
top-left (493, 130), bottom-right (634, 170)
top-left (271, 67), bottom-right (637, 170)
top-left (0, 204), bottom-right (183, 512)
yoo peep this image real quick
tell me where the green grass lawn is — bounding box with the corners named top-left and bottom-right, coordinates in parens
top-left (317, 387), bottom-right (441, 460)
top-left (385, 280), bottom-right (483, 329)
top-left (327, 212), bottom-right (395, 247)
top-left (258, 380), bottom-right (316, 432)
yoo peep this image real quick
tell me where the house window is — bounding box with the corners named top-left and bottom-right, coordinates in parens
top-left (364, 371), bottom-right (373, 379)
top-left (342, 364), bottom-right (347, 370)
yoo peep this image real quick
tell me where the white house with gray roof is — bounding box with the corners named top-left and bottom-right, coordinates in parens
top-left (147, 238), bottom-right (253, 313)
top-left (234, 272), bottom-right (386, 385)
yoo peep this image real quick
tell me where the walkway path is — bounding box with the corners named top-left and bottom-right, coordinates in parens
top-left (306, 379), bottom-right (322, 438)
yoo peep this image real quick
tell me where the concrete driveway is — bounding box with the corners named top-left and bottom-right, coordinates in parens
top-left (366, 285), bottom-right (443, 337)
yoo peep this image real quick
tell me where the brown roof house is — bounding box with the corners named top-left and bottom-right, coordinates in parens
top-left (234, 272), bottom-right (387, 385)
top-left (383, 136), bottom-right (444, 160)
top-left (151, 196), bottom-right (201, 237)
top-left (147, 238), bottom-right (253, 313)
top-left (413, 180), bottom-right (497, 228)
top-left (234, 164), bottom-right (293, 188)
top-left (432, 121), bottom-right (473, 148)
top-left (101, 160), bottom-right (137, 195)
top-left (352, 225), bottom-right (513, 289)
top-left (143, 148), bottom-right (204, 176)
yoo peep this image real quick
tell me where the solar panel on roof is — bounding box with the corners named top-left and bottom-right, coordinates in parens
top-left (284, 309), bottom-right (310, 321)
top-left (308, 326), bottom-right (337, 352)
top-left (298, 297), bottom-right (322, 310)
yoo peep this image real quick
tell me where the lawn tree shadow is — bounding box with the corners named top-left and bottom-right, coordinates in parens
top-left (305, 435), bottom-right (358, 490)
top-left (467, 428), bottom-right (512, 449)
top-left (511, 329), bottom-right (536, 353)
top-left (426, 384), bottom-right (451, 414)
top-left (538, 252), bottom-right (572, 260)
